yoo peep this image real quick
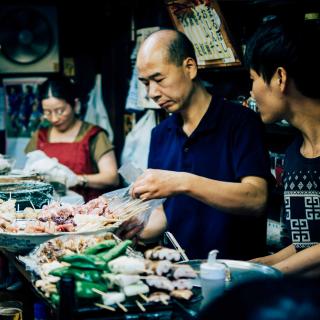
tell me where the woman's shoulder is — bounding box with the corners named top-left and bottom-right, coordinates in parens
top-left (76, 121), bottom-right (98, 139)
top-left (77, 121), bottom-right (111, 142)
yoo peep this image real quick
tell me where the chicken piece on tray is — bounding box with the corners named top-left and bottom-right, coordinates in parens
top-left (170, 289), bottom-right (193, 300)
top-left (145, 246), bottom-right (181, 262)
top-left (145, 260), bottom-right (172, 276)
top-left (172, 279), bottom-right (193, 290)
top-left (148, 291), bottom-right (171, 304)
top-left (0, 218), bottom-right (18, 232)
top-left (77, 196), bottom-right (111, 216)
top-left (172, 264), bottom-right (197, 279)
top-left (145, 276), bottom-right (175, 292)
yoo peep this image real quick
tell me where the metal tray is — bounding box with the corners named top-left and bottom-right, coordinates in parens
top-left (180, 259), bottom-right (282, 288)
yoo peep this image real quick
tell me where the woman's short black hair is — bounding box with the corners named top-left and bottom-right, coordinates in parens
top-left (245, 16), bottom-right (320, 99)
top-left (39, 74), bottom-right (76, 107)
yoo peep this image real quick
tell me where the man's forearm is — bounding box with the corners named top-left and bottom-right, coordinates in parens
top-left (182, 173), bottom-right (268, 216)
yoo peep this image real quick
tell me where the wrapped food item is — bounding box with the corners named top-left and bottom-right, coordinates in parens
top-left (108, 256), bottom-right (145, 274)
top-left (104, 274), bottom-right (141, 287)
top-left (102, 292), bottom-right (126, 306)
top-left (123, 281), bottom-right (149, 297)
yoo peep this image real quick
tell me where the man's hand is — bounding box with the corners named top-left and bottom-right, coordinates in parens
top-left (116, 216), bottom-right (145, 240)
top-left (131, 169), bottom-right (185, 200)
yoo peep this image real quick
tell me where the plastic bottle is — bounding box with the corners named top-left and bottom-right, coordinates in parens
top-left (58, 275), bottom-right (76, 320)
top-left (200, 249), bottom-right (226, 307)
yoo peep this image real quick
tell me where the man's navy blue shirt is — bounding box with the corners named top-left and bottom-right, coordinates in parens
top-left (148, 95), bottom-right (270, 260)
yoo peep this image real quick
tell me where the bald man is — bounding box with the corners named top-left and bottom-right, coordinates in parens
top-left (120, 29), bottom-right (271, 260)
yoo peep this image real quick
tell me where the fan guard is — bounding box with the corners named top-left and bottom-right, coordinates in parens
top-left (0, 7), bottom-right (53, 65)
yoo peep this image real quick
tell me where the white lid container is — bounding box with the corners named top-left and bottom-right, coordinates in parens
top-left (200, 249), bottom-right (226, 279)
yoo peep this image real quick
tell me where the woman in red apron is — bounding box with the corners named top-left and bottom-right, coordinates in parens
top-left (25, 75), bottom-right (119, 202)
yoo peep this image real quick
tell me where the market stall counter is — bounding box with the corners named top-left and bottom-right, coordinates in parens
top-left (0, 193), bottom-right (282, 319)
top-left (1, 232), bottom-right (283, 320)
top-left (1, 236), bottom-right (203, 320)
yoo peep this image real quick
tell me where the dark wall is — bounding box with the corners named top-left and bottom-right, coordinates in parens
top-left (1, 0), bottom-right (319, 157)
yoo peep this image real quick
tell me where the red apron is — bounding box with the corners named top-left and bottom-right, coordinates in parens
top-left (37, 126), bottom-right (102, 202)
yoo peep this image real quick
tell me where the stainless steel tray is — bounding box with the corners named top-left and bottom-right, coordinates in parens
top-left (179, 259), bottom-right (282, 288)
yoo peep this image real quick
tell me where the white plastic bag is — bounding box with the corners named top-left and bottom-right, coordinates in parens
top-left (125, 27), bottom-right (160, 111)
top-left (24, 150), bottom-right (78, 188)
top-left (120, 110), bottom-right (156, 170)
top-left (85, 74), bottom-right (114, 142)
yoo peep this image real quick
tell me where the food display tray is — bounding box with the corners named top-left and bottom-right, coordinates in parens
top-left (0, 221), bottom-right (121, 253)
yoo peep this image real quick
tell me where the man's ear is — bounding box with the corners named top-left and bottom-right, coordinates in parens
top-left (276, 67), bottom-right (288, 92)
top-left (183, 57), bottom-right (198, 80)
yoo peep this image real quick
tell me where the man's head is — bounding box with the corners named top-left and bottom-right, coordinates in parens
top-left (245, 17), bottom-right (320, 123)
top-left (137, 29), bottom-right (198, 113)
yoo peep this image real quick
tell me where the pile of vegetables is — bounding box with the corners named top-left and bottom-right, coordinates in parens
top-left (48, 239), bottom-right (132, 304)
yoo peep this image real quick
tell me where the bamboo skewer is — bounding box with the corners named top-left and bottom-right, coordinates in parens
top-left (126, 204), bottom-right (150, 216)
top-left (139, 293), bottom-right (149, 302)
top-left (135, 300), bottom-right (146, 312)
top-left (160, 297), bottom-right (169, 305)
top-left (116, 302), bottom-right (128, 312)
top-left (92, 288), bottom-right (107, 296)
top-left (92, 288), bottom-right (128, 312)
top-left (30, 199), bottom-right (36, 210)
top-left (111, 198), bottom-right (142, 213)
top-left (121, 207), bottom-right (150, 221)
top-left (94, 303), bottom-right (116, 312)
top-left (114, 200), bottom-right (145, 216)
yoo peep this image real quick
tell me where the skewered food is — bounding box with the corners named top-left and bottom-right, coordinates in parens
top-left (172, 264), bottom-right (197, 279)
top-left (108, 256), bottom-right (145, 274)
top-left (0, 199), bottom-right (16, 222)
top-left (22, 236), bottom-right (197, 311)
top-left (104, 274), bottom-right (141, 287)
top-left (145, 246), bottom-right (181, 261)
top-left (172, 279), bottom-right (193, 290)
top-left (146, 260), bottom-right (172, 276)
top-left (123, 282), bottom-right (149, 297)
top-left (102, 292), bottom-right (126, 306)
top-left (170, 289), bottom-right (193, 300)
top-left (148, 291), bottom-right (171, 304)
top-left (0, 191), bottom-right (153, 235)
top-left (145, 276), bottom-right (175, 292)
